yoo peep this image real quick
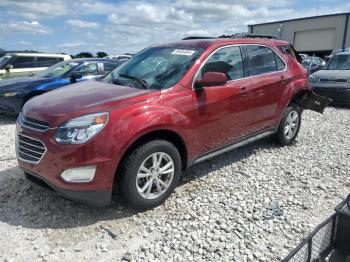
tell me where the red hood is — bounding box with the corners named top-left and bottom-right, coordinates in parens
top-left (22, 80), bottom-right (158, 127)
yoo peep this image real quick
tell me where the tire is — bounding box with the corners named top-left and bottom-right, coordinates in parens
top-left (275, 103), bottom-right (302, 146)
top-left (120, 140), bottom-right (181, 210)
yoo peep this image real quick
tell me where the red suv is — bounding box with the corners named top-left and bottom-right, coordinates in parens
top-left (16, 37), bottom-right (327, 209)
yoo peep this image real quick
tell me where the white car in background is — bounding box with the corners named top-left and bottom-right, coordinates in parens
top-left (104, 54), bottom-right (132, 61)
top-left (0, 53), bottom-right (71, 80)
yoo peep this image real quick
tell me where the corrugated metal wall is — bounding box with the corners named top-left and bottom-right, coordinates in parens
top-left (249, 14), bottom-right (350, 53)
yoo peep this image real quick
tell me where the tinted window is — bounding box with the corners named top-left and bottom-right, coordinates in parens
top-left (103, 63), bottom-right (117, 74)
top-left (37, 57), bottom-right (58, 67)
top-left (57, 58), bottom-right (64, 62)
top-left (11, 56), bottom-right (35, 69)
top-left (76, 63), bottom-right (98, 76)
top-left (246, 45), bottom-right (277, 76)
top-left (201, 46), bottom-right (244, 81)
top-left (275, 54), bottom-right (285, 71)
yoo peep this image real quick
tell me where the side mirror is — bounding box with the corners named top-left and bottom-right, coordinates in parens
top-left (195, 72), bottom-right (228, 89)
top-left (70, 71), bottom-right (83, 83)
top-left (5, 64), bottom-right (13, 71)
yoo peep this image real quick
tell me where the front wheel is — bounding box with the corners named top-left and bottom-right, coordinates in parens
top-left (275, 103), bottom-right (302, 146)
top-left (120, 140), bottom-right (181, 210)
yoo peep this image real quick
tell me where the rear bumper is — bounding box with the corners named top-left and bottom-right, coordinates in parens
top-left (0, 96), bottom-right (22, 115)
top-left (24, 170), bottom-right (112, 206)
top-left (310, 86), bottom-right (350, 106)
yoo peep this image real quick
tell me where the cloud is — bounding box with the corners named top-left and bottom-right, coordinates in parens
top-left (66, 19), bottom-right (100, 30)
top-left (0, 0), bottom-right (69, 19)
top-left (0, 20), bottom-right (51, 35)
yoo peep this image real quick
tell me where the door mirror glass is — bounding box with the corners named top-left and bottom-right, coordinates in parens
top-left (195, 71), bottom-right (227, 89)
top-left (70, 71), bottom-right (83, 83)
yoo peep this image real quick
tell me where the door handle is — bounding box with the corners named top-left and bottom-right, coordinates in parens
top-left (240, 86), bottom-right (248, 96)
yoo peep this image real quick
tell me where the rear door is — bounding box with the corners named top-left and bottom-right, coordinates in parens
top-left (8, 56), bottom-right (36, 78)
top-left (242, 44), bottom-right (287, 135)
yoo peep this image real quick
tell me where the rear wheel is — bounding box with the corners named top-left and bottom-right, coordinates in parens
top-left (120, 140), bottom-right (181, 210)
top-left (276, 103), bottom-right (302, 146)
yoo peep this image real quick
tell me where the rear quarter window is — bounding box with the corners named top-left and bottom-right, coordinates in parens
top-left (37, 57), bottom-right (59, 67)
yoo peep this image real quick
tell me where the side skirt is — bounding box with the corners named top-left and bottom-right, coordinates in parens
top-left (188, 128), bottom-right (276, 167)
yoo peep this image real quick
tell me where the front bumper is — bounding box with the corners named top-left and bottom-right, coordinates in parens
top-left (0, 95), bottom-right (23, 115)
top-left (16, 122), bottom-right (119, 206)
top-left (24, 170), bottom-right (111, 206)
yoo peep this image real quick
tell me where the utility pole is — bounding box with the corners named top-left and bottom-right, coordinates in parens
top-left (316, 0), bottom-right (319, 16)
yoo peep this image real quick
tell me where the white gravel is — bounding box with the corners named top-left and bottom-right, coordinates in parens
top-left (0, 107), bottom-right (349, 262)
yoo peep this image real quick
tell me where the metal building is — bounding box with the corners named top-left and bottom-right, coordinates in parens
top-left (248, 12), bottom-right (350, 56)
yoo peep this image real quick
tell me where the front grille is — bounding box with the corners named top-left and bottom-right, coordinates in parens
top-left (320, 78), bottom-right (347, 83)
top-left (18, 113), bottom-right (49, 131)
top-left (16, 133), bottom-right (46, 164)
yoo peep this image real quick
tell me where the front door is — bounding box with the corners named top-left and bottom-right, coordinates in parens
top-left (192, 45), bottom-right (253, 155)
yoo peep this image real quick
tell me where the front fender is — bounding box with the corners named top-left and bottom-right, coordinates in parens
top-left (107, 104), bottom-right (192, 166)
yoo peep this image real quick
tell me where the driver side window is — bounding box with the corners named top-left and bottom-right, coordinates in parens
top-left (76, 63), bottom-right (98, 76)
top-left (200, 46), bottom-right (244, 81)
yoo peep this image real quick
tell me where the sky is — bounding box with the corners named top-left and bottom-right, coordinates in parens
top-left (0, 0), bottom-right (349, 55)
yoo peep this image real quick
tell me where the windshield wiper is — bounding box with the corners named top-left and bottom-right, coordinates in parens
top-left (119, 73), bottom-right (148, 89)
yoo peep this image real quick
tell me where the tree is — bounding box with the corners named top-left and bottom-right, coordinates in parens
top-left (96, 51), bottom-right (108, 58)
top-left (75, 52), bottom-right (93, 58)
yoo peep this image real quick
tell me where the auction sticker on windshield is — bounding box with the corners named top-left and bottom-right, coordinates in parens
top-left (171, 49), bottom-right (196, 56)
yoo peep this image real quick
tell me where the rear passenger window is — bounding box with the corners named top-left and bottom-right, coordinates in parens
top-left (275, 55), bottom-right (285, 71)
top-left (201, 46), bottom-right (244, 81)
top-left (37, 57), bottom-right (59, 67)
top-left (246, 45), bottom-right (277, 76)
top-left (11, 56), bottom-right (35, 69)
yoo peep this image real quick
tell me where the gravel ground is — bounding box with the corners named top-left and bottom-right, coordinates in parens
top-left (0, 107), bottom-right (349, 262)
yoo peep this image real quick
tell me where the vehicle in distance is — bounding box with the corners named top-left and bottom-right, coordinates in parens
top-left (17, 37), bottom-right (328, 210)
top-left (104, 54), bottom-right (132, 62)
top-left (302, 56), bottom-right (325, 74)
top-left (0, 58), bottom-right (122, 114)
top-left (309, 52), bottom-right (350, 106)
top-left (0, 53), bottom-right (71, 80)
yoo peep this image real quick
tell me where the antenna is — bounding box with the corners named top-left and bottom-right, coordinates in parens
top-left (316, 0), bottom-right (319, 15)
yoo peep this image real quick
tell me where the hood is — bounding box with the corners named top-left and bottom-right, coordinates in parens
top-left (0, 76), bottom-right (53, 94)
top-left (312, 70), bottom-right (350, 80)
top-left (22, 80), bottom-right (157, 126)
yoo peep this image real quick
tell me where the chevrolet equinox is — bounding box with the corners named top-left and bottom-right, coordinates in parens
top-left (16, 36), bottom-right (328, 210)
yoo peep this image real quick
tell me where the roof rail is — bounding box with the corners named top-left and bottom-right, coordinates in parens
top-left (182, 36), bottom-right (217, 40)
top-left (232, 34), bottom-right (278, 39)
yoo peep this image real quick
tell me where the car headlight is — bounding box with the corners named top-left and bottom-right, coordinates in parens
top-left (3, 92), bottom-right (18, 97)
top-left (54, 112), bottom-right (109, 144)
top-left (309, 75), bottom-right (317, 82)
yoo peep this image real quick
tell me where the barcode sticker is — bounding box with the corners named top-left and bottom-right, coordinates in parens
top-left (171, 49), bottom-right (196, 56)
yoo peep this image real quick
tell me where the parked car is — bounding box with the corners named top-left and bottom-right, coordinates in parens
top-left (16, 37), bottom-right (328, 209)
top-left (309, 52), bottom-right (350, 106)
top-left (0, 53), bottom-right (71, 80)
top-left (302, 56), bottom-right (325, 73)
top-left (0, 58), bottom-right (122, 114)
top-left (299, 53), bottom-right (309, 59)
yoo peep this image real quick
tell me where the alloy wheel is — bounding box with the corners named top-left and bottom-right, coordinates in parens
top-left (136, 152), bottom-right (175, 200)
top-left (284, 111), bottom-right (299, 140)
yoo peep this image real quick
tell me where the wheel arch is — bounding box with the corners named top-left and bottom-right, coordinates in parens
top-left (113, 129), bottom-right (188, 193)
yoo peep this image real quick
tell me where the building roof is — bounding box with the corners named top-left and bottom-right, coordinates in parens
top-left (248, 12), bottom-right (350, 27)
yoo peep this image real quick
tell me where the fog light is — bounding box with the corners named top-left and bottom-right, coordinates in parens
top-left (61, 166), bottom-right (96, 183)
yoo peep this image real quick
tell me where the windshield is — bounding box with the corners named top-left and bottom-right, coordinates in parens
top-left (325, 54), bottom-right (350, 70)
top-left (36, 60), bottom-right (79, 78)
top-left (0, 55), bottom-right (12, 68)
top-left (102, 46), bottom-right (205, 90)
